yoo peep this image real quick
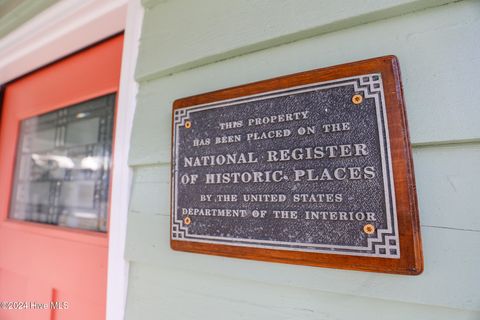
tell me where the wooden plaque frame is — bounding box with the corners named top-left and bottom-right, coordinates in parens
top-left (171, 56), bottom-right (423, 275)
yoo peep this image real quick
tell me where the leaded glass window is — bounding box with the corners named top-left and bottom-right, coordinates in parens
top-left (9, 94), bottom-right (115, 232)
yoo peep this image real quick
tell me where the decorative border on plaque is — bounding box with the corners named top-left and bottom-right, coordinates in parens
top-left (171, 74), bottom-right (400, 258)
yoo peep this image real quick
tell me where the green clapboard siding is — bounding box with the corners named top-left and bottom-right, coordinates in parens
top-left (130, 0), bottom-right (480, 166)
top-left (136, 0), bottom-right (457, 80)
top-left (126, 0), bottom-right (480, 318)
top-left (125, 262), bottom-right (480, 320)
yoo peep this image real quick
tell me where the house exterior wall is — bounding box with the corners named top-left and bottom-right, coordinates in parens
top-left (125, 0), bottom-right (480, 318)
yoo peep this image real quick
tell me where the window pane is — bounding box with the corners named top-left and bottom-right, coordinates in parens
top-left (9, 94), bottom-right (115, 232)
top-left (23, 128), bottom-right (56, 152)
top-left (65, 118), bottom-right (100, 147)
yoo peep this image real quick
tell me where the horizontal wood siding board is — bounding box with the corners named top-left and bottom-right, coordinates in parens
top-left (125, 212), bottom-right (480, 311)
top-left (413, 143), bottom-right (480, 231)
top-left (125, 262), bottom-right (480, 320)
top-left (129, 1), bottom-right (480, 165)
top-left (135, 0), bottom-right (456, 81)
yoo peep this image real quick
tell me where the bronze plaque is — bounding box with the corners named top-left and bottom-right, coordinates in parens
top-left (171, 56), bottom-right (423, 275)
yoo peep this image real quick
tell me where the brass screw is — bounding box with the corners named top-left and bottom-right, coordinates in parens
top-left (363, 224), bottom-right (375, 234)
top-left (352, 94), bottom-right (363, 105)
top-left (183, 216), bottom-right (191, 225)
top-left (184, 121), bottom-right (191, 129)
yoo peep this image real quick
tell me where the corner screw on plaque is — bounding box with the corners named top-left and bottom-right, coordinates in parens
top-left (363, 224), bottom-right (375, 234)
top-left (183, 216), bottom-right (191, 225)
top-left (184, 121), bottom-right (191, 128)
top-left (352, 94), bottom-right (363, 105)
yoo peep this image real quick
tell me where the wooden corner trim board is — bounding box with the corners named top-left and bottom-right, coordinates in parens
top-left (170, 56), bottom-right (423, 275)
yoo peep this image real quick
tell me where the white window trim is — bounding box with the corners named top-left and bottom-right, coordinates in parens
top-left (0, 1), bottom-right (143, 319)
top-left (106, 1), bottom-right (143, 319)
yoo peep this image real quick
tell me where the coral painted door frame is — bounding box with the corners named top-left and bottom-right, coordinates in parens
top-left (0, 34), bottom-right (123, 320)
